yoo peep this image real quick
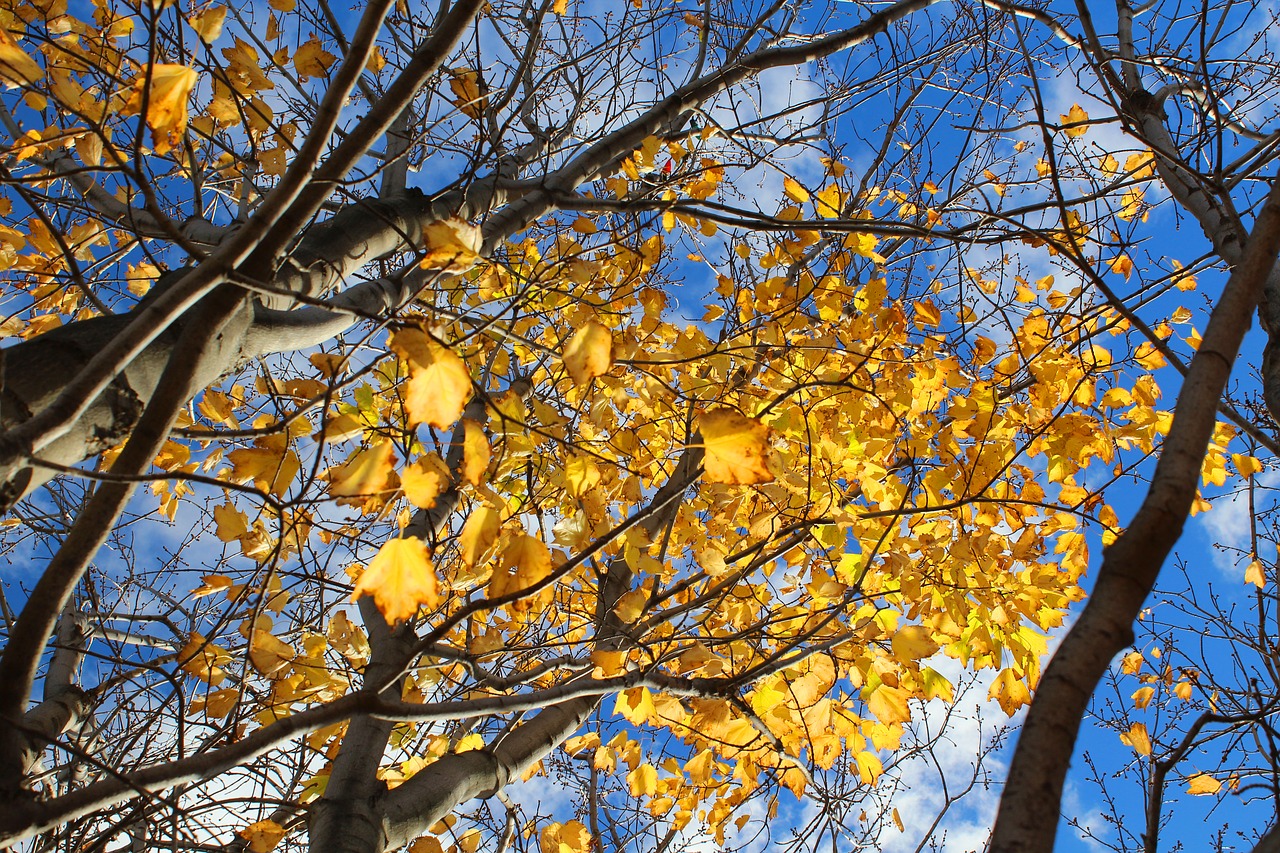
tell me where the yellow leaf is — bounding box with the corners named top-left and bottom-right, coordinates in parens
top-left (571, 217), bottom-right (597, 234)
top-left (699, 409), bottom-right (774, 485)
top-left (187, 5), bottom-right (226, 42)
top-left (1120, 721), bottom-right (1152, 755)
top-left (782, 177), bottom-right (810, 204)
top-left (352, 537), bottom-right (440, 623)
top-left (328, 441), bottom-right (395, 498)
top-left (193, 687), bottom-right (239, 718)
top-left (564, 454), bottom-right (601, 497)
top-left (248, 629), bottom-right (295, 678)
top-left (854, 750), bottom-right (883, 784)
top-left (461, 419), bottom-right (490, 486)
top-left (1060, 103), bottom-right (1089, 138)
top-left (213, 503), bottom-right (248, 542)
top-left (1186, 773), bottom-right (1221, 795)
top-left (491, 533), bottom-right (553, 604)
top-left (563, 321), bottom-right (613, 387)
top-left (392, 329), bottom-right (473, 429)
top-left (1233, 453), bottom-right (1263, 477)
top-left (613, 588), bottom-right (647, 622)
top-left (447, 67), bottom-right (487, 119)
top-left (988, 667), bottom-right (1031, 715)
top-left (239, 820), bottom-right (286, 853)
top-left (293, 36), bottom-right (337, 80)
top-left (627, 763), bottom-right (658, 797)
top-left (179, 633), bottom-right (230, 685)
top-left (0, 29), bottom-right (43, 88)
top-left (459, 505), bottom-right (500, 567)
top-left (1245, 560), bottom-right (1266, 589)
top-left (402, 453), bottom-right (452, 509)
top-left (419, 218), bottom-right (482, 272)
top-left (1121, 651), bottom-right (1144, 675)
top-left (867, 683), bottom-right (912, 725)
top-left (891, 625), bottom-right (939, 660)
top-left (615, 687), bottom-right (656, 724)
top-left (844, 232), bottom-right (885, 264)
top-left (126, 64), bottom-right (198, 155)
top-left (1174, 681), bottom-right (1193, 701)
top-left (1131, 686), bottom-right (1155, 709)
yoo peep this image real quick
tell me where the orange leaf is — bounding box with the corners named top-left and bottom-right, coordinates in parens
top-left (699, 409), bottom-right (774, 485)
top-left (352, 537), bottom-right (440, 623)
top-left (563, 321), bottom-right (613, 387)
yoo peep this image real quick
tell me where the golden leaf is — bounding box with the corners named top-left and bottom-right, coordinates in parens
top-left (178, 633), bottom-right (231, 685)
top-left (213, 503), bottom-right (248, 542)
top-left (392, 329), bottom-right (473, 428)
top-left (328, 441), bottom-right (395, 498)
top-left (187, 5), bottom-right (226, 42)
top-left (238, 820), bottom-right (286, 853)
top-left (248, 629), bottom-right (295, 678)
top-left (402, 453), bottom-right (452, 509)
top-left (890, 625), bottom-right (939, 660)
top-left (459, 505), bottom-right (500, 567)
top-left (564, 454), bottom-right (601, 497)
top-left (490, 533), bottom-right (553, 604)
top-left (293, 36), bottom-right (337, 80)
top-left (988, 667), bottom-right (1031, 715)
top-left (627, 763), bottom-right (658, 797)
top-left (126, 64), bottom-right (198, 155)
top-left (0, 29), bottom-right (43, 88)
top-left (782, 176), bottom-right (810, 204)
top-left (866, 683), bottom-right (912, 725)
top-left (562, 321), bottom-right (613, 387)
top-left (419, 218), bottom-right (482, 272)
top-left (1060, 103), bottom-right (1089, 138)
top-left (699, 409), bottom-right (774, 485)
top-left (461, 419), bottom-right (489, 486)
top-left (352, 537), bottom-right (440, 624)
top-left (1120, 721), bottom-right (1152, 756)
top-left (1245, 560), bottom-right (1266, 589)
top-left (448, 68), bottom-right (487, 119)
top-left (1186, 773), bottom-right (1221, 795)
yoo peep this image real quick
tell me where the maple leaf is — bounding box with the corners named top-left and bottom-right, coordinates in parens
top-left (126, 64), bottom-right (198, 155)
top-left (490, 533), bottom-right (553, 606)
top-left (419, 219), bottom-right (482, 272)
top-left (352, 537), bottom-right (440, 624)
top-left (699, 409), bottom-right (775, 485)
top-left (328, 441), bottom-right (395, 499)
top-left (461, 419), bottom-right (489, 486)
top-left (459, 505), bottom-right (500, 567)
top-left (562, 321), bottom-right (613, 387)
top-left (187, 5), bottom-right (226, 42)
top-left (447, 67), bottom-right (487, 119)
top-left (1060, 103), bottom-right (1089, 138)
top-left (1186, 773), bottom-right (1221, 796)
top-left (1119, 721), bottom-right (1152, 756)
top-left (782, 176), bottom-right (810, 203)
top-left (401, 453), bottom-right (452, 509)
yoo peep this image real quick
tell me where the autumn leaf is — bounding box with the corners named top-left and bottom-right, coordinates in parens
top-left (891, 625), bottom-right (940, 660)
top-left (126, 64), bottom-right (198, 155)
top-left (419, 218), bottom-right (482, 272)
top-left (1119, 721), bottom-right (1152, 755)
top-left (461, 419), bottom-right (489, 486)
top-left (392, 329), bottom-right (473, 428)
top-left (328, 441), bottom-right (395, 498)
top-left (352, 537), bottom-right (440, 624)
top-left (294, 36), bottom-right (337, 80)
top-left (239, 820), bottom-right (286, 853)
top-left (1060, 103), bottom-right (1089, 138)
top-left (627, 763), bottom-right (658, 797)
top-left (447, 67), bottom-right (487, 119)
top-left (699, 409), bottom-right (774, 485)
top-left (459, 504), bottom-right (500, 567)
top-left (1245, 560), bottom-right (1266, 589)
top-left (401, 453), bottom-right (452, 509)
top-left (0, 29), bottom-right (43, 88)
top-left (213, 503), bottom-right (248, 542)
top-left (248, 629), bottom-right (295, 678)
top-left (1186, 773), bottom-right (1221, 796)
top-left (187, 5), bottom-right (226, 42)
top-left (782, 176), bottom-right (810, 204)
top-left (866, 682), bottom-right (912, 725)
top-left (562, 321), bottom-right (613, 387)
top-left (490, 533), bottom-right (553, 605)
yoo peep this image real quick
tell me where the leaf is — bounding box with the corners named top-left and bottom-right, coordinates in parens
top-left (239, 820), bottom-right (286, 853)
top-left (187, 5), bottom-right (227, 42)
top-left (0, 29), bottom-right (43, 88)
top-left (564, 454), bottom-right (601, 497)
top-left (1060, 103), bottom-right (1089, 138)
top-left (563, 321), bottom-right (613, 387)
top-left (459, 505), bottom-right (500, 567)
top-left (891, 625), bottom-right (939, 660)
top-left (447, 67), bottom-right (487, 119)
top-left (126, 64), bottom-right (198, 155)
top-left (699, 409), bottom-right (774, 485)
top-left (392, 329), bottom-right (473, 428)
top-left (328, 441), bottom-right (395, 498)
top-left (491, 533), bottom-right (553, 603)
top-left (988, 667), bottom-right (1031, 715)
top-left (1120, 721), bottom-right (1152, 756)
top-left (401, 453), bottom-right (452, 509)
top-left (248, 630), bottom-right (294, 678)
top-left (352, 537), bottom-right (440, 624)
top-left (1245, 560), bottom-right (1266, 589)
top-left (1186, 773), bottom-right (1221, 795)
top-left (179, 633), bottom-right (230, 685)
top-left (627, 763), bottom-right (658, 797)
top-left (461, 419), bottom-right (489, 486)
top-left (213, 503), bottom-right (248, 542)
top-left (419, 218), bottom-right (482, 272)
top-left (866, 683), bottom-right (912, 725)
top-left (782, 177), bottom-right (810, 204)
top-left (293, 36), bottom-right (337, 80)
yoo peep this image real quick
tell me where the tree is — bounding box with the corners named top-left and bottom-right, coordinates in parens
top-left (0, 0), bottom-right (1277, 850)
